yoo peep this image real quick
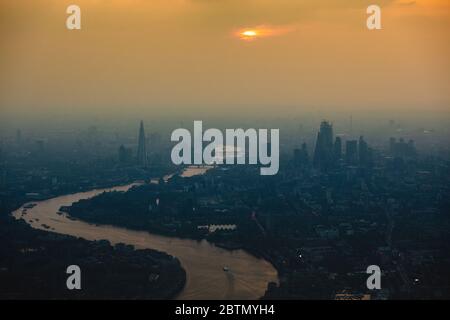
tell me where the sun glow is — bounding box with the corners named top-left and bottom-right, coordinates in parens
top-left (235, 25), bottom-right (295, 41)
top-left (238, 29), bottom-right (262, 41)
top-left (242, 30), bottom-right (257, 37)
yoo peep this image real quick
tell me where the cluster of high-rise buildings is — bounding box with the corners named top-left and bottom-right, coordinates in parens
top-left (121, 120), bottom-right (419, 172)
top-left (389, 137), bottom-right (416, 158)
top-left (294, 121), bottom-right (374, 171)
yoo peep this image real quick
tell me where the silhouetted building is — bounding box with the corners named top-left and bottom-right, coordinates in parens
top-left (334, 137), bottom-right (342, 161)
top-left (137, 120), bottom-right (148, 167)
top-left (389, 137), bottom-right (416, 158)
top-left (358, 136), bottom-right (369, 167)
top-left (345, 140), bottom-right (358, 165)
top-left (313, 121), bottom-right (334, 170)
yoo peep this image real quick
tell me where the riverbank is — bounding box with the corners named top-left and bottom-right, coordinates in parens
top-left (12, 183), bottom-right (278, 300)
top-left (65, 183), bottom-right (281, 282)
top-left (0, 212), bottom-right (186, 299)
top-left (2, 177), bottom-right (190, 300)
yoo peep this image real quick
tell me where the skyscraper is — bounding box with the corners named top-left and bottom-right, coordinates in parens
top-left (313, 121), bottom-right (334, 170)
top-left (334, 137), bottom-right (342, 161)
top-left (358, 136), bottom-right (369, 167)
top-left (390, 137), bottom-right (416, 158)
top-left (137, 120), bottom-right (148, 167)
top-left (345, 140), bottom-right (358, 165)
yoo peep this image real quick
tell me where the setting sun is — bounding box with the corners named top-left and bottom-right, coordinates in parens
top-left (242, 30), bottom-right (257, 37)
top-left (236, 25), bottom-right (294, 41)
top-left (238, 29), bottom-right (259, 40)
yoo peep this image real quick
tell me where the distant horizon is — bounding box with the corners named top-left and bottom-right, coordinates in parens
top-left (1, 109), bottom-right (449, 133)
top-left (1, 0), bottom-right (449, 119)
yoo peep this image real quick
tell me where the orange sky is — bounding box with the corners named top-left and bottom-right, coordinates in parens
top-left (0, 0), bottom-right (448, 119)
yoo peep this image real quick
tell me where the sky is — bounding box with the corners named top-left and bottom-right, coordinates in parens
top-left (0, 0), bottom-right (449, 121)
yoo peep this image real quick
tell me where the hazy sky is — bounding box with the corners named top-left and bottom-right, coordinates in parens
top-left (0, 0), bottom-right (449, 120)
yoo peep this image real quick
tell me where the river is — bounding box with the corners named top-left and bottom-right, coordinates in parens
top-left (11, 167), bottom-right (278, 300)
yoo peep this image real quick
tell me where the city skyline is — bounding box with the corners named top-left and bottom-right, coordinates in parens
top-left (1, 118), bottom-right (447, 300)
top-left (0, 0), bottom-right (449, 305)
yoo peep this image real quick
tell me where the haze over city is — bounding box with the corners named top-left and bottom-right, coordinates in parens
top-left (1, 0), bottom-right (449, 124)
top-left (0, 0), bottom-right (449, 305)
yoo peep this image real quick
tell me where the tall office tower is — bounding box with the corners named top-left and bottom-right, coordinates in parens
top-left (334, 137), bottom-right (342, 160)
top-left (137, 120), bottom-right (148, 167)
top-left (313, 121), bottom-right (334, 170)
top-left (345, 140), bottom-right (358, 165)
top-left (390, 137), bottom-right (417, 158)
top-left (358, 136), bottom-right (369, 166)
